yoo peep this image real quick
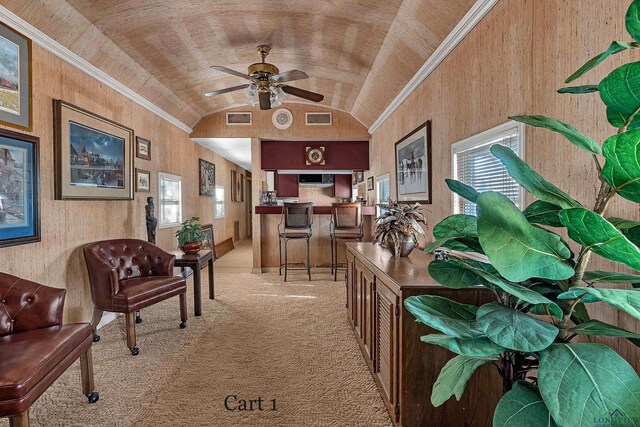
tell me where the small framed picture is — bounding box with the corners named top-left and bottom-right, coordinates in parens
top-left (136, 136), bottom-right (151, 160)
top-left (356, 171), bottom-right (364, 183)
top-left (200, 223), bottom-right (216, 258)
top-left (367, 176), bottom-right (374, 191)
top-left (199, 159), bottom-right (215, 197)
top-left (135, 168), bottom-right (151, 193)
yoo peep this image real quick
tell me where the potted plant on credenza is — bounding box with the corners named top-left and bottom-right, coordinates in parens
top-left (373, 200), bottom-right (427, 258)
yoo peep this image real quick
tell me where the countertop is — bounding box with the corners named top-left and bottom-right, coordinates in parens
top-left (255, 205), bottom-right (377, 216)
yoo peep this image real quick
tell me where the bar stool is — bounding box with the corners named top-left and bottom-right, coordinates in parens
top-left (330, 202), bottom-right (364, 281)
top-left (279, 202), bottom-right (313, 282)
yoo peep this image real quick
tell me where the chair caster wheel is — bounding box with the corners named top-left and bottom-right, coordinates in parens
top-left (92, 333), bottom-right (100, 342)
top-left (87, 392), bottom-right (99, 403)
top-left (135, 316), bottom-right (142, 324)
top-left (130, 347), bottom-right (140, 356)
top-left (179, 322), bottom-right (187, 329)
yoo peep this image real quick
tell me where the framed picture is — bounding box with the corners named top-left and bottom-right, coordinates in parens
top-left (54, 100), bottom-right (134, 200)
top-left (200, 223), bottom-right (216, 255)
top-left (367, 176), bottom-right (374, 191)
top-left (240, 173), bottom-right (245, 202)
top-left (356, 171), bottom-right (364, 183)
top-left (136, 136), bottom-right (151, 160)
top-left (0, 23), bottom-right (32, 131)
top-left (0, 128), bottom-right (39, 248)
top-left (352, 172), bottom-right (357, 186)
top-left (135, 168), bottom-right (150, 193)
top-left (199, 159), bottom-right (215, 197)
top-left (230, 170), bottom-right (237, 202)
top-left (395, 120), bottom-right (432, 204)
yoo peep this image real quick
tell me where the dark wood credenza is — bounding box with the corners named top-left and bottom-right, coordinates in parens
top-left (345, 243), bottom-right (502, 427)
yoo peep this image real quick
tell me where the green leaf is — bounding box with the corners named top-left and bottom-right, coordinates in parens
top-left (523, 201), bottom-right (563, 227)
top-left (559, 208), bottom-right (640, 270)
top-left (557, 288), bottom-right (601, 303)
top-left (428, 260), bottom-right (485, 289)
top-left (450, 257), bottom-right (564, 319)
top-left (570, 319), bottom-right (640, 340)
top-left (476, 303), bottom-right (558, 352)
top-left (431, 355), bottom-right (496, 407)
top-left (539, 344), bottom-right (640, 426)
top-left (557, 85), bottom-right (599, 94)
top-left (599, 61), bottom-right (640, 130)
top-left (628, 0), bottom-right (640, 42)
top-left (560, 287), bottom-right (640, 320)
top-left (510, 115), bottom-right (601, 155)
top-left (566, 41), bottom-right (639, 83)
top-left (602, 129), bottom-right (640, 202)
top-left (493, 382), bottom-right (557, 427)
top-left (433, 215), bottom-right (477, 239)
top-left (490, 145), bottom-right (581, 208)
top-left (608, 217), bottom-right (640, 229)
top-left (582, 270), bottom-right (640, 284)
top-left (404, 295), bottom-right (484, 338)
top-left (424, 237), bottom-right (459, 253)
top-left (421, 334), bottom-right (506, 357)
top-left (445, 178), bottom-right (479, 203)
top-left (477, 192), bottom-right (574, 282)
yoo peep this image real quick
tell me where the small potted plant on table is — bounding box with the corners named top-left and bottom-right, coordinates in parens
top-left (374, 200), bottom-right (427, 258)
top-left (176, 216), bottom-right (204, 254)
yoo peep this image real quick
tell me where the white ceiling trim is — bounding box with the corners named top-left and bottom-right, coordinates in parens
top-left (367, 0), bottom-right (499, 134)
top-left (0, 5), bottom-right (194, 134)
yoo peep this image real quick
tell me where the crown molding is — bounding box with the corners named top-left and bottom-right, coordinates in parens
top-left (368, 0), bottom-right (498, 134)
top-left (0, 6), bottom-right (194, 134)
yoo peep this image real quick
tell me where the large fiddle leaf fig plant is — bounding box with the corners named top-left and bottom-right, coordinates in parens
top-left (405, 2), bottom-right (640, 425)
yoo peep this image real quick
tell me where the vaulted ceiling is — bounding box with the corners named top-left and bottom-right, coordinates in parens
top-left (3, 0), bottom-right (475, 129)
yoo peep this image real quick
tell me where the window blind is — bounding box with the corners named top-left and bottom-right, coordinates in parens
top-left (454, 133), bottom-right (520, 215)
top-left (215, 186), bottom-right (225, 219)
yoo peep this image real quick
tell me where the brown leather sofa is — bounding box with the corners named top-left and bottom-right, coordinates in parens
top-left (83, 239), bottom-right (187, 356)
top-left (0, 272), bottom-right (98, 427)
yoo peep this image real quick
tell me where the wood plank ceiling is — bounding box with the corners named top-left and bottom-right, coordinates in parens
top-left (3, 0), bottom-right (475, 128)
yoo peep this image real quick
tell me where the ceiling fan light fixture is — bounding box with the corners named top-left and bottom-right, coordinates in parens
top-left (244, 84), bottom-right (257, 106)
top-left (270, 86), bottom-right (287, 108)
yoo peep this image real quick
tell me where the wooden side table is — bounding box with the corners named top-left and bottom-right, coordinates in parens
top-left (171, 250), bottom-right (214, 316)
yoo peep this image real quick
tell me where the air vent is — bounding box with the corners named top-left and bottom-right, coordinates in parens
top-left (306, 112), bottom-right (332, 126)
top-left (226, 112), bottom-right (252, 126)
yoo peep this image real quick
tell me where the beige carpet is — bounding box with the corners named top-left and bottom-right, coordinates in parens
top-left (2, 272), bottom-right (392, 427)
top-left (215, 238), bottom-right (253, 273)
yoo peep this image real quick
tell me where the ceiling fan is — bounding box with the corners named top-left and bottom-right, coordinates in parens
top-left (204, 45), bottom-right (324, 110)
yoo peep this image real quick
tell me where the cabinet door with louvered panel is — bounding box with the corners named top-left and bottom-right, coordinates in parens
top-left (361, 265), bottom-right (376, 363)
top-left (354, 259), bottom-right (365, 340)
top-left (375, 279), bottom-right (399, 407)
top-left (345, 252), bottom-right (356, 326)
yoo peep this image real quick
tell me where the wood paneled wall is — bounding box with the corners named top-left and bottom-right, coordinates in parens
top-left (367, 0), bottom-right (640, 368)
top-left (0, 45), bottom-right (248, 323)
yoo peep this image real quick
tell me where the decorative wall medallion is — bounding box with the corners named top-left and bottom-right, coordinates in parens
top-left (305, 146), bottom-right (326, 166)
top-left (272, 108), bottom-right (293, 129)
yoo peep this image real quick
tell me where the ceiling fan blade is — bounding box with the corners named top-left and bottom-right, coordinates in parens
top-left (281, 85), bottom-right (324, 103)
top-left (272, 69), bottom-right (309, 83)
top-left (209, 66), bottom-right (251, 80)
top-left (259, 91), bottom-right (271, 110)
top-left (204, 84), bottom-right (250, 97)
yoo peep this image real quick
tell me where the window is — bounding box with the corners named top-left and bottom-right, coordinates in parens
top-left (376, 174), bottom-right (390, 217)
top-left (452, 121), bottom-right (525, 215)
top-left (215, 185), bottom-right (225, 219)
top-left (158, 172), bottom-right (182, 228)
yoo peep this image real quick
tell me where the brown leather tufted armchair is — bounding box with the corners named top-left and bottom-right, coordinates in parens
top-left (0, 272), bottom-right (98, 427)
top-left (83, 239), bottom-right (187, 356)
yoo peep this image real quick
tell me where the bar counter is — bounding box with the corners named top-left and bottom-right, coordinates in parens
top-left (256, 205), bottom-right (375, 270)
top-left (255, 205), bottom-right (377, 215)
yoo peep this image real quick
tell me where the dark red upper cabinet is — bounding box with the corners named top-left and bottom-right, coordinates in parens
top-left (333, 174), bottom-right (352, 198)
top-left (261, 140), bottom-right (369, 171)
top-left (274, 172), bottom-right (299, 198)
